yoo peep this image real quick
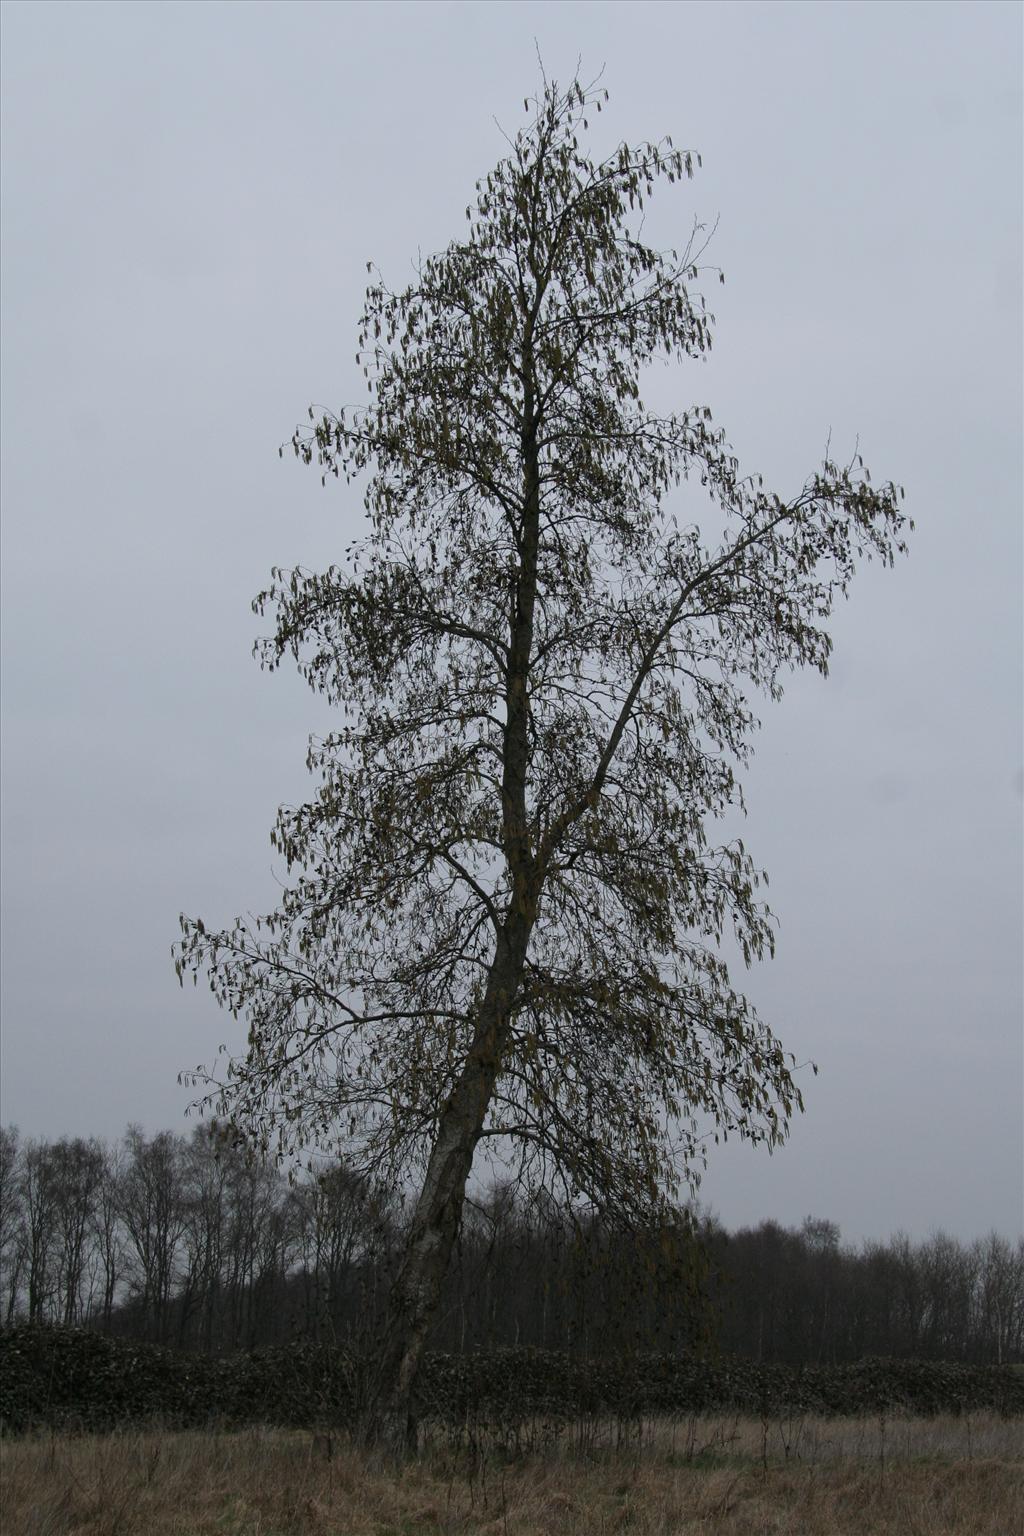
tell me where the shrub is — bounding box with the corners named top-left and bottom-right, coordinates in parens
top-left (2, 1326), bottom-right (1021, 1436)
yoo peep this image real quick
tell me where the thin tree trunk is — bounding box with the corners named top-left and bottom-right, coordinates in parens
top-left (370, 921), bottom-right (531, 1448)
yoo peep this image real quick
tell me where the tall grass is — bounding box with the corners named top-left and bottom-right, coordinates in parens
top-left (2, 1413), bottom-right (1021, 1534)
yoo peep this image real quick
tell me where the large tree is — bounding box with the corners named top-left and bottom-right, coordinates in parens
top-left (176, 75), bottom-right (909, 1440)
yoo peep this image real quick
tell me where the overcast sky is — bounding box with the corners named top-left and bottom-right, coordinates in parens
top-left (1, 0), bottom-right (1020, 1245)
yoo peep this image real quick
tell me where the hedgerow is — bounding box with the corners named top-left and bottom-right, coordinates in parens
top-left (2, 1325), bottom-right (1020, 1436)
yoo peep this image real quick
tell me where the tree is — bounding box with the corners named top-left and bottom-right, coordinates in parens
top-left (46, 1137), bottom-right (107, 1326)
top-left (0, 1126), bottom-right (26, 1324)
top-left (92, 1138), bottom-right (125, 1331)
top-left (117, 1127), bottom-right (186, 1343)
top-left (974, 1232), bottom-right (1024, 1365)
top-left (177, 73), bottom-right (909, 1441)
top-left (19, 1139), bottom-right (59, 1325)
top-left (290, 1162), bottom-right (394, 1345)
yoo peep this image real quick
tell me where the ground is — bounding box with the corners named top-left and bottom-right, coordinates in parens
top-left (2, 1414), bottom-right (1021, 1534)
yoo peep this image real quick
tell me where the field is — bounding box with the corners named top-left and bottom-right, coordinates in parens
top-left (2, 1414), bottom-right (1021, 1535)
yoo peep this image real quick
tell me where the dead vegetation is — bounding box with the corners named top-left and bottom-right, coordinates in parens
top-left (2, 1413), bottom-right (1021, 1535)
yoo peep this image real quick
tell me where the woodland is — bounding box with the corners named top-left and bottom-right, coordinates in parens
top-left (2, 1125), bottom-right (1020, 1370)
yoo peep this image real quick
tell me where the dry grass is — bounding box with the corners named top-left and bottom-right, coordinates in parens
top-left (1, 1414), bottom-right (1021, 1535)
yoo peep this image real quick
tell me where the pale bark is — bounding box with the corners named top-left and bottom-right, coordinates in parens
top-left (370, 921), bottom-right (532, 1447)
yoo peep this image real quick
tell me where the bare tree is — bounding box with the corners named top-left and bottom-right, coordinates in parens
top-left (0, 1126), bottom-right (26, 1324)
top-left (290, 1163), bottom-right (392, 1344)
top-left (974, 1232), bottom-right (1024, 1366)
top-left (177, 73), bottom-right (909, 1440)
top-left (178, 1125), bottom-right (232, 1350)
top-left (117, 1127), bottom-right (186, 1342)
top-left (218, 1140), bottom-right (287, 1350)
top-left (92, 1138), bottom-right (125, 1330)
top-left (46, 1137), bottom-right (107, 1326)
top-left (19, 1139), bottom-right (60, 1325)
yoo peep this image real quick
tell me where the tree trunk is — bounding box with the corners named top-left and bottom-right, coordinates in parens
top-left (369, 921), bottom-right (531, 1449)
top-left (369, 290), bottom-right (544, 1452)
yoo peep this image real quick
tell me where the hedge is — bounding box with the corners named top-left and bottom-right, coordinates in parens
top-left (2, 1325), bottom-right (1021, 1435)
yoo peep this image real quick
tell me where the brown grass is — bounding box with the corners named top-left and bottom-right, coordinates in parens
top-left (1, 1414), bottom-right (1021, 1535)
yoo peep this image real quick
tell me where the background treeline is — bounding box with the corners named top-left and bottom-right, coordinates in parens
top-left (2, 1125), bottom-right (1021, 1367)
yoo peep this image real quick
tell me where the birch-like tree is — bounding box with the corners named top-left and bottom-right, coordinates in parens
top-left (176, 74), bottom-right (909, 1440)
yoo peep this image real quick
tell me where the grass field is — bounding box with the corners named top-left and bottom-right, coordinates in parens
top-left (2, 1414), bottom-right (1021, 1535)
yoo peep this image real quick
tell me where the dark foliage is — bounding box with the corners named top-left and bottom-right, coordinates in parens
top-left (3, 1325), bottom-right (1021, 1437)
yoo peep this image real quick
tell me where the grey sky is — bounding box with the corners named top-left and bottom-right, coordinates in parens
top-left (1, 0), bottom-right (1020, 1245)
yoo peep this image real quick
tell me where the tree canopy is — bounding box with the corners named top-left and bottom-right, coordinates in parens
top-left (176, 73), bottom-right (909, 1433)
